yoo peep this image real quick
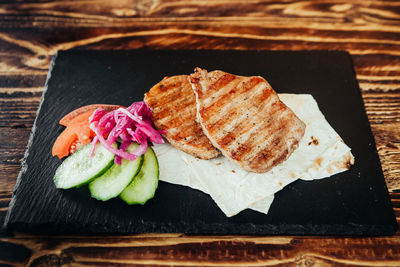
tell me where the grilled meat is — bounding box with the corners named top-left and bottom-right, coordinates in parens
top-left (144, 75), bottom-right (219, 159)
top-left (189, 68), bottom-right (306, 173)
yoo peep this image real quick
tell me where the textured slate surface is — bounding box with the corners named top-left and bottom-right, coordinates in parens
top-left (3, 50), bottom-right (397, 235)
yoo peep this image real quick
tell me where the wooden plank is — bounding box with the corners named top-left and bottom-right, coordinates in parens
top-left (0, 0), bottom-right (399, 264)
top-left (0, 0), bottom-right (400, 26)
top-left (0, 0), bottom-right (398, 77)
top-left (1, 233), bottom-right (400, 266)
top-left (0, 99), bottom-right (39, 128)
top-left (0, 24), bottom-right (399, 75)
top-left (0, 128), bottom-right (30, 193)
top-left (371, 124), bottom-right (400, 191)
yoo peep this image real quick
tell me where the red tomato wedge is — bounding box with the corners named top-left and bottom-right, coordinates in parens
top-left (59, 104), bottom-right (123, 126)
top-left (52, 104), bottom-right (123, 159)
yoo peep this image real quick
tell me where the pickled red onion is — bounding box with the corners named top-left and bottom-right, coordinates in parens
top-left (89, 101), bottom-right (164, 165)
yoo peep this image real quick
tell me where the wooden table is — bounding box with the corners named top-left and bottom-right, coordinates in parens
top-left (1, 0), bottom-right (399, 265)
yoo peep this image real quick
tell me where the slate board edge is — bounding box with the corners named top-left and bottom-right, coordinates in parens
top-left (2, 53), bottom-right (59, 231)
top-left (6, 221), bottom-right (396, 236)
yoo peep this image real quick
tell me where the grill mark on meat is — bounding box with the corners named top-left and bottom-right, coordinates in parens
top-left (210, 86), bottom-right (269, 143)
top-left (190, 68), bottom-right (306, 172)
top-left (270, 147), bottom-right (289, 167)
top-left (155, 103), bottom-right (195, 128)
top-left (152, 94), bottom-right (194, 121)
top-left (145, 81), bottom-right (186, 105)
top-left (239, 114), bottom-right (292, 162)
top-left (166, 118), bottom-right (204, 137)
top-left (201, 79), bottom-right (266, 130)
top-left (218, 109), bottom-right (265, 149)
top-left (194, 73), bottom-right (234, 100)
top-left (215, 111), bottom-right (257, 142)
top-left (230, 100), bottom-right (297, 164)
top-left (219, 88), bottom-right (280, 150)
top-left (231, 114), bottom-right (290, 160)
top-left (200, 77), bottom-right (263, 123)
top-left (225, 99), bottom-right (283, 154)
top-left (262, 132), bottom-right (292, 167)
top-left (242, 110), bottom-right (293, 162)
top-left (217, 129), bottom-right (237, 148)
top-left (201, 77), bottom-right (263, 123)
top-left (145, 75), bottom-right (219, 160)
top-left (208, 73), bottom-right (236, 94)
top-left (251, 118), bottom-right (302, 167)
top-left (202, 73), bottom-right (238, 107)
top-left (187, 129), bottom-right (210, 145)
top-left (247, 103), bottom-right (291, 148)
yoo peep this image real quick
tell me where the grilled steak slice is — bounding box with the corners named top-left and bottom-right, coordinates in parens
top-left (189, 68), bottom-right (306, 173)
top-left (144, 75), bottom-right (219, 159)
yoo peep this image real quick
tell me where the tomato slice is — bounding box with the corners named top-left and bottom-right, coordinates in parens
top-left (52, 104), bottom-right (122, 159)
top-left (59, 104), bottom-right (123, 126)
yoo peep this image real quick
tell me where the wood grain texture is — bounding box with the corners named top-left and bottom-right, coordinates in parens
top-left (0, 0), bottom-right (399, 265)
top-left (1, 229), bottom-right (400, 266)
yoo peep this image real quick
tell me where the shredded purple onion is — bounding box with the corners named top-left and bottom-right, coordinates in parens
top-left (89, 101), bottom-right (164, 165)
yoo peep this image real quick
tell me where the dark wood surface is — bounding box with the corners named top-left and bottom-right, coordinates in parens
top-left (0, 0), bottom-right (399, 265)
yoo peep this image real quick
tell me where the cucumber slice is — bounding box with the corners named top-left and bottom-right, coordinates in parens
top-left (89, 143), bottom-right (144, 201)
top-left (120, 146), bottom-right (159, 205)
top-left (54, 143), bottom-right (116, 189)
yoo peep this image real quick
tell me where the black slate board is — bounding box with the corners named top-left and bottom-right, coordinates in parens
top-left (3, 50), bottom-right (398, 235)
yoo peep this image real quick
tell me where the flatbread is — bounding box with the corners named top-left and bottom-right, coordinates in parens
top-left (154, 94), bottom-right (354, 216)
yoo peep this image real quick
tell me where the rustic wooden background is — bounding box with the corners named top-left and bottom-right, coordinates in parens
top-left (0, 0), bottom-right (399, 265)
